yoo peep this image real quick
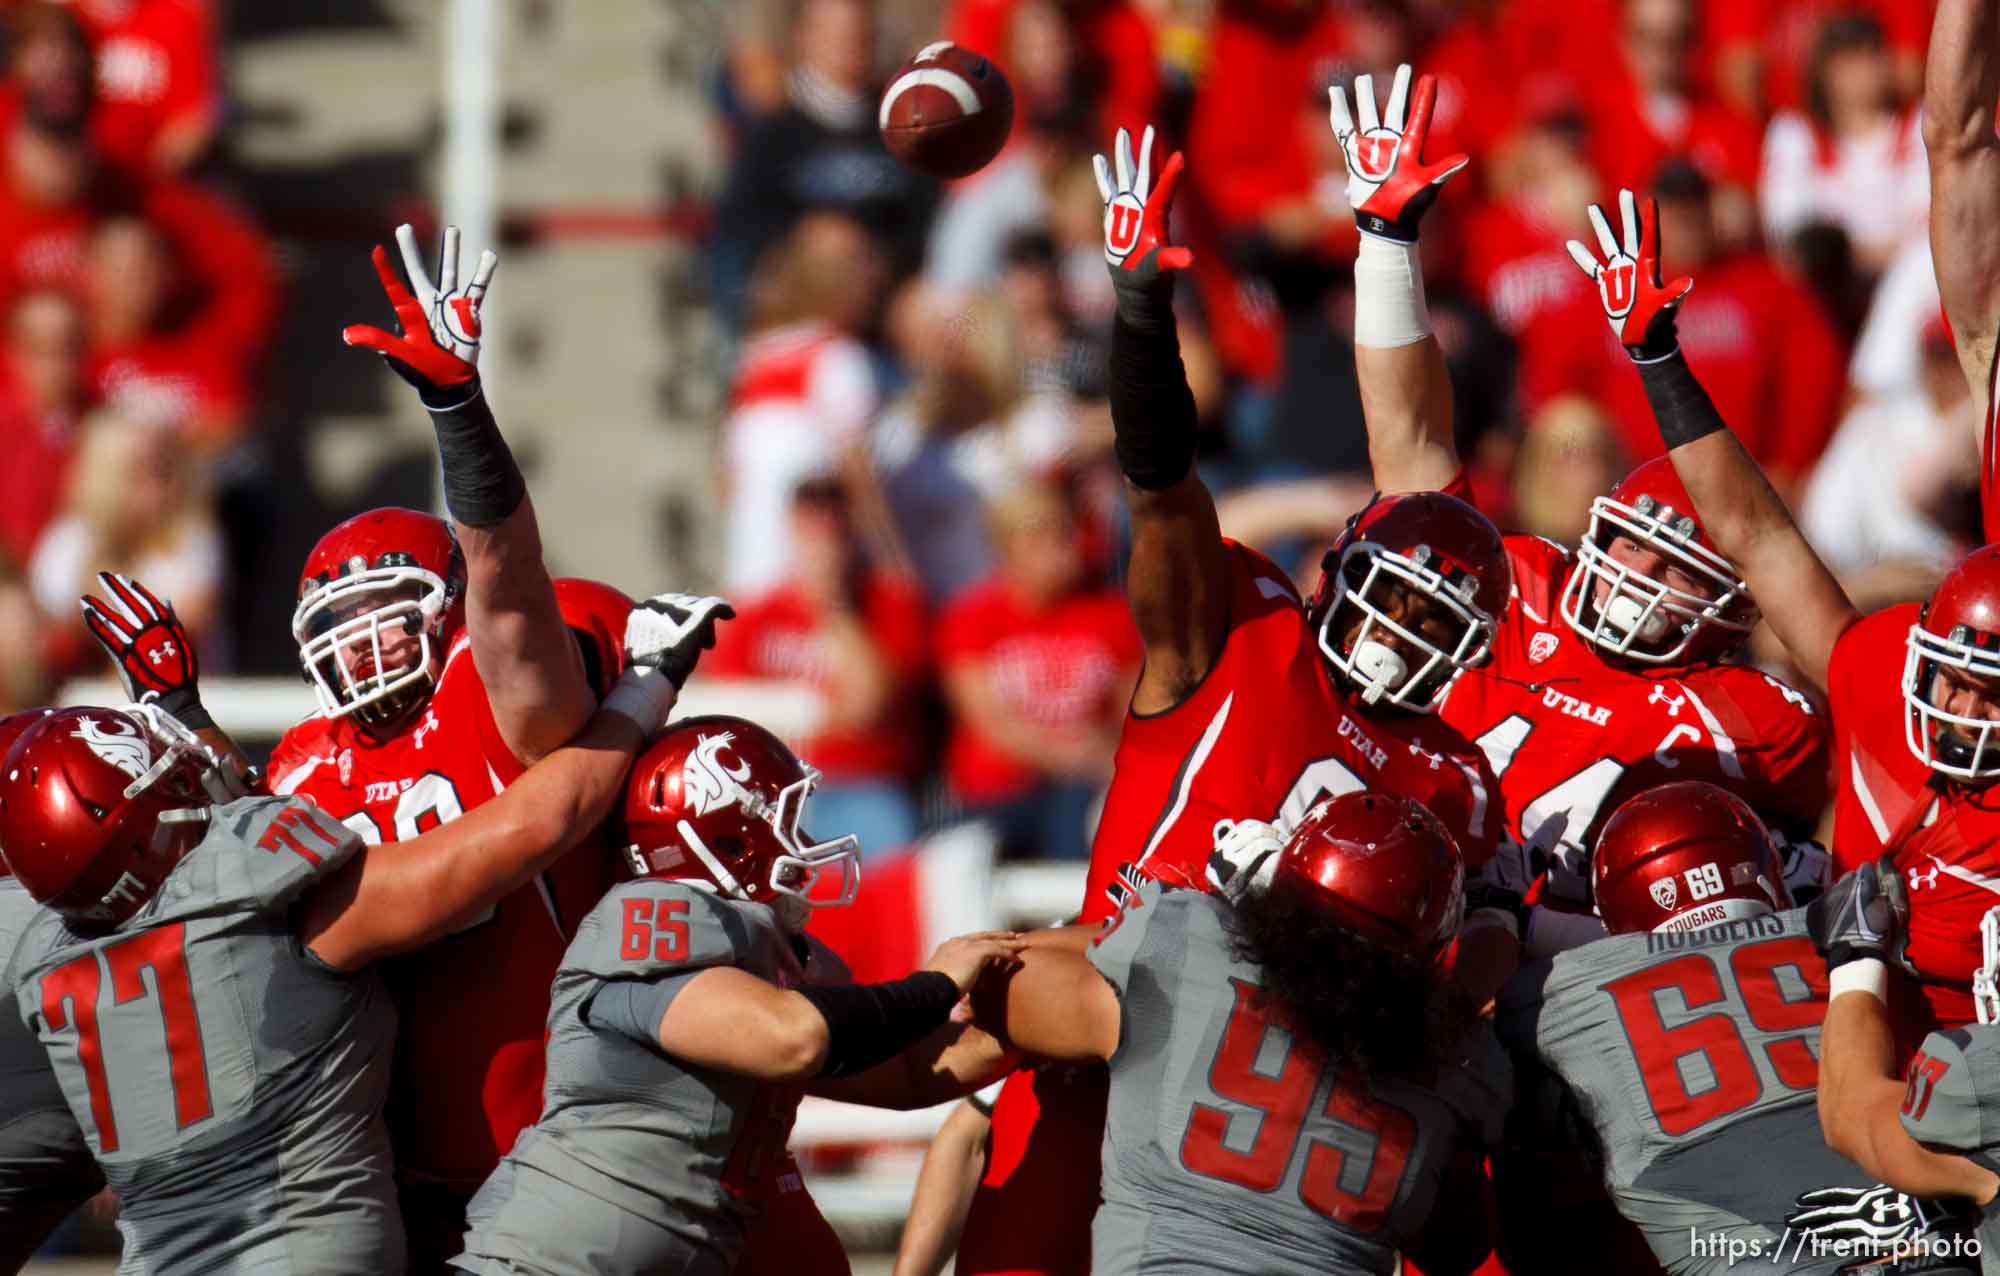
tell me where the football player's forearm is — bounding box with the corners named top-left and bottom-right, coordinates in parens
top-left (1923, 0), bottom-right (2000, 158)
top-left (810, 1022), bottom-right (1016, 1109)
top-left (970, 948), bottom-right (1119, 1063)
top-left (1356, 337), bottom-right (1459, 494)
top-left (890, 1100), bottom-right (991, 1276)
top-left (1924, 0), bottom-right (2000, 392)
top-left (1659, 427), bottom-right (1852, 688)
top-left (461, 494), bottom-right (596, 765)
top-left (1125, 474), bottom-right (1230, 708)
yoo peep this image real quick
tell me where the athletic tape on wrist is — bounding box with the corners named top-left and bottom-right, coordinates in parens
top-left (1352, 234), bottom-right (1432, 349)
top-left (601, 669), bottom-right (676, 736)
top-left (1827, 957), bottom-right (1889, 1004)
top-left (427, 384), bottom-right (528, 528)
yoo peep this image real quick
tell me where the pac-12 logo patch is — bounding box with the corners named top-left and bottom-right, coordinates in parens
top-left (1649, 876), bottom-right (1678, 911)
top-left (1528, 631), bottom-right (1560, 664)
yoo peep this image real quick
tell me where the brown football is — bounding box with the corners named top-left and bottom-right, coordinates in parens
top-left (878, 42), bottom-right (1014, 180)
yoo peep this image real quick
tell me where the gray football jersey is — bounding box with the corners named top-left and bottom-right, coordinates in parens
top-left (1496, 908), bottom-right (1876, 1274)
top-left (7, 796), bottom-right (400, 1275)
top-left (1899, 1025), bottom-right (2000, 1273)
top-left (1085, 881), bottom-right (1510, 1276)
top-left (454, 879), bottom-right (806, 1276)
top-left (0, 876), bottom-right (100, 1273)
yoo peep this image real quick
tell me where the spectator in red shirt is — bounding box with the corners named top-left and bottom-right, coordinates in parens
top-left (1459, 87), bottom-right (1603, 337)
top-left (1522, 157), bottom-right (1848, 495)
top-left (949, 0), bottom-right (1159, 141)
top-left (0, 89), bottom-right (276, 368)
top-left (708, 479), bottom-right (931, 859)
top-left (937, 481), bottom-right (1139, 860)
top-left (0, 285), bottom-right (87, 569)
top-left (83, 214), bottom-right (245, 449)
top-left (68, 0), bottom-right (221, 175)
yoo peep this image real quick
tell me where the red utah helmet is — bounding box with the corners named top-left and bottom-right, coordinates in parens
top-left (0, 707), bottom-right (219, 925)
top-left (1268, 791), bottom-right (1466, 958)
top-left (1560, 457), bottom-right (1757, 666)
top-left (1593, 781), bottom-right (1788, 934)
top-left (621, 715), bottom-right (860, 926)
top-left (1904, 544), bottom-right (2000, 782)
top-left (553, 577), bottom-right (633, 701)
top-left (292, 508), bottom-right (466, 727)
top-left (1307, 491), bottom-right (1511, 712)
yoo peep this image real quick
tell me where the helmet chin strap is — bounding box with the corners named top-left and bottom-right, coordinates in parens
top-left (772, 895), bottom-right (812, 934)
top-left (1601, 593), bottom-right (1673, 645)
top-left (1350, 639), bottom-right (1409, 706)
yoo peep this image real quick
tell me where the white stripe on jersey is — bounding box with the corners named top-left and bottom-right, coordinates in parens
top-left (1850, 752), bottom-right (1892, 844)
top-left (1678, 683), bottom-right (1745, 780)
top-left (1136, 692), bottom-right (1235, 871)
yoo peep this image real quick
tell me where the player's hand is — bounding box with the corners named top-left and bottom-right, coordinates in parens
top-left (1808, 858), bottom-right (1907, 973)
top-left (1465, 841), bottom-right (1538, 940)
top-left (1206, 819), bottom-right (1284, 902)
top-left (624, 592), bottom-right (735, 691)
top-left (1564, 189), bottom-right (1692, 363)
top-left (1777, 837), bottom-right (1835, 909)
top-left (1328, 63), bottom-right (1468, 243)
top-left (79, 572), bottom-right (209, 728)
top-left (1093, 124), bottom-right (1192, 298)
top-left (925, 931), bottom-right (1029, 993)
top-left (1786, 1184), bottom-right (1976, 1253)
top-left (343, 223), bottom-right (497, 403)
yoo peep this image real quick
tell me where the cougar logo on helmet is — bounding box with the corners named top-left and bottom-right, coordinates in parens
top-left (73, 715), bottom-right (151, 781)
top-left (1649, 876), bottom-right (1678, 911)
top-left (683, 733), bottom-right (758, 818)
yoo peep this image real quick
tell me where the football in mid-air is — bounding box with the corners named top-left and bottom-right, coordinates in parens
top-left (878, 42), bottom-right (1013, 180)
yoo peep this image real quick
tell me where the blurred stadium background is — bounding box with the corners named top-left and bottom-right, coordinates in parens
top-left (14, 0), bottom-right (1954, 1264)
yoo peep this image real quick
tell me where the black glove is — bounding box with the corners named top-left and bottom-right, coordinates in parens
top-left (1808, 859), bottom-right (1907, 971)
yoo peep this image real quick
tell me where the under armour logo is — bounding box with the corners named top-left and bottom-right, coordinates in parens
top-left (413, 709), bottom-right (441, 750)
top-left (1600, 258), bottom-right (1638, 319)
top-left (1910, 862), bottom-right (1942, 892)
top-left (147, 640), bottom-right (175, 665)
top-left (1105, 198), bottom-right (1142, 259)
top-left (1648, 685), bottom-right (1686, 717)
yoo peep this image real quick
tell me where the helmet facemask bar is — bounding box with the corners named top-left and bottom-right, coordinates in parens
top-left (1560, 494), bottom-right (1755, 664)
top-left (766, 768), bottom-right (861, 911)
top-left (1903, 622), bottom-right (2000, 782)
top-left (122, 701), bottom-right (235, 805)
top-left (292, 567), bottom-right (448, 724)
top-left (1317, 545), bottom-right (1495, 712)
top-left (1977, 907), bottom-right (2000, 1026)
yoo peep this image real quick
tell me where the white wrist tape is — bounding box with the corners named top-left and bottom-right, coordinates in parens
top-left (1828, 958), bottom-right (1889, 1004)
top-left (602, 668), bottom-right (678, 736)
top-left (1352, 234), bottom-right (1432, 349)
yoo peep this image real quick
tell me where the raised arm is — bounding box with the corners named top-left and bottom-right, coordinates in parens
top-left (1096, 126), bottom-right (1231, 715)
top-left (1564, 192), bottom-right (1858, 689)
top-left (300, 591), bottom-right (731, 970)
top-left (343, 225), bottom-right (594, 767)
top-left (1924, 0), bottom-right (2000, 425)
top-left (1329, 63), bottom-right (1472, 493)
top-left (80, 572), bottom-right (257, 787)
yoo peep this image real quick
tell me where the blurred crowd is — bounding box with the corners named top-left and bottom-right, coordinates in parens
top-left (0, 0), bottom-right (272, 709)
top-left (704, 0), bottom-right (1960, 861)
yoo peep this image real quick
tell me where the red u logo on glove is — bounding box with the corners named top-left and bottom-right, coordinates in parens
top-left (1601, 260), bottom-right (1638, 319)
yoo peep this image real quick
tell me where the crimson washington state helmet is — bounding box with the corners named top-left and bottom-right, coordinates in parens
top-left (1560, 457), bottom-right (1757, 666)
top-left (620, 715), bottom-right (859, 928)
top-left (1307, 491), bottom-right (1511, 712)
top-left (0, 706), bottom-right (220, 924)
top-left (1267, 791), bottom-right (1465, 958)
top-left (1904, 545), bottom-right (2000, 783)
top-left (292, 508), bottom-right (466, 727)
top-left (1592, 781), bottom-right (1788, 934)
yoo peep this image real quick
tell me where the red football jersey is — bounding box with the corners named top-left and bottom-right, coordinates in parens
top-left (1079, 542), bottom-right (1499, 925)
top-left (1825, 604), bottom-right (2000, 1034)
top-left (1436, 535), bottom-right (1831, 874)
top-left (266, 632), bottom-right (614, 1190)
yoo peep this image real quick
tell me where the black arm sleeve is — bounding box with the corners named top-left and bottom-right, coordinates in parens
top-left (1108, 274), bottom-right (1199, 491)
top-left (795, 971), bottom-right (961, 1079)
top-left (422, 383), bottom-right (528, 528)
top-left (1635, 349), bottom-right (1728, 451)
